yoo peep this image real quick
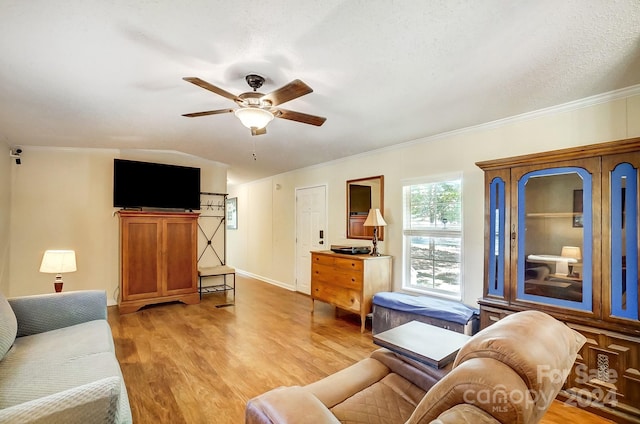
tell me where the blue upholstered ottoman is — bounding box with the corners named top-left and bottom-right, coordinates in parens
top-left (372, 292), bottom-right (479, 335)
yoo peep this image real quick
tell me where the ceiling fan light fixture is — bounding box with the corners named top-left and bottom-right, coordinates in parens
top-left (234, 107), bottom-right (274, 130)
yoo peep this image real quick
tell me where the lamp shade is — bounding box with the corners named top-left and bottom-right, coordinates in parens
top-left (561, 246), bottom-right (582, 261)
top-left (363, 208), bottom-right (387, 227)
top-left (39, 250), bottom-right (77, 274)
top-left (234, 107), bottom-right (274, 129)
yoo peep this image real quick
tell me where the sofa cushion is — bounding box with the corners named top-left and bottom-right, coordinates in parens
top-left (0, 319), bottom-right (130, 421)
top-left (0, 377), bottom-right (121, 424)
top-left (0, 292), bottom-right (17, 360)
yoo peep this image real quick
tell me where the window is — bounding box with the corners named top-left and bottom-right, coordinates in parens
top-left (403, 176), bottom-right (462, 299)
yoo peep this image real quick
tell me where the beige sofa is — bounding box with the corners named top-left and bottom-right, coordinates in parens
top-left (246, 310), bottom-right (586, 424)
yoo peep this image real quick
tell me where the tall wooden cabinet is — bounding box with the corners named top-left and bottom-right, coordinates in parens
top-left (118, 211), bottom-right (200, 314)
top-left (477, 137), bottom-right (640, 423)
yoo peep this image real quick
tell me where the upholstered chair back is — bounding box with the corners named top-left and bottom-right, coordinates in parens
top-left (406, 310), bottom-right (586, 424)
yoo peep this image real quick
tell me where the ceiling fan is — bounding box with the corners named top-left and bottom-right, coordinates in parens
top-left (182, 74), bottom-right (326, 136)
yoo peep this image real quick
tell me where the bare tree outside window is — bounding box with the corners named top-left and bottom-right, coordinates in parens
top-left (403, 179), bottom-right (462, 298)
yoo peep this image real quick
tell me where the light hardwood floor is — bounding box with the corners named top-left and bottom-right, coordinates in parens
top-left (108, 275), bottom-right (612, 423)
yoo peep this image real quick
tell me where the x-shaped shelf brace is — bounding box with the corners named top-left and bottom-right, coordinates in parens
top-left (198, 192), bottom-right (228, 266)
top-left (198, 216), bottom-right (224, 264)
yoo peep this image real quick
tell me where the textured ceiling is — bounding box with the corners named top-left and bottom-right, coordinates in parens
top-left (1, 1), bottom-right (639, 184)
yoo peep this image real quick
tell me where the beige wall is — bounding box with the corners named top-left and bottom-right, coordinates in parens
top-left (228, 92), bottom-right (640, 307)
top-left (0, 140), bottom-right (11, 294)
top-left (8, 147), bottom-right (227, 304)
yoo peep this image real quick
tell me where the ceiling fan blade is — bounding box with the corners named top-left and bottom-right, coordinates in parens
top-left (183, 77), bottom-right (240, 103)
top-left (182, 108), bottom-right (234, 118)
top-left (251, 127), bottom-right (267, 136)
top-left (275, 109), bottom-right (326, 126)
top-left (261, 79), bottom-right (313, 106)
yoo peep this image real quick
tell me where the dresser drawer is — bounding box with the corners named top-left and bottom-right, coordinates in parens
top-left (333, 257), bottom-right (363, 272)
top-left (312, 254), bottom-right (363, 272)
top-left (312, 263), bottom-right (363, 290)
top-left (312, 282), bottom-right (362, 313)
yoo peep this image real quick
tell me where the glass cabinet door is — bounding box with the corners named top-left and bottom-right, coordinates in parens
top-left (604, 153), bottom-right (639, 321)
top-left (488, 176), bottom-right (507, 298)
top-left (515, 166), bottom-right (594, 311)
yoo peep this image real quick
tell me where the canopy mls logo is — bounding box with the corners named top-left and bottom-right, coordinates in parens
top-left (461, 365), bottom-right (618, 412)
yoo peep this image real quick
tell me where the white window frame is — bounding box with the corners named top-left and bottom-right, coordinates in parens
top-left (402, 173), bottom-right (463, 300)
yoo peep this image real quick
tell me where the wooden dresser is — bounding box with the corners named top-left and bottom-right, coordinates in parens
top-left (311, 250), bottom-right (392, 332)
top-left (118, 211), bottom-right (200, 314)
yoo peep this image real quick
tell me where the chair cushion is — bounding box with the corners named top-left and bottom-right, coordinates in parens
top-left (0, 292), bottom-right (17, 360)
top-left (429, 404), bottom-right (499, 424)
top-left (408, 358), bottom-right (533, 424)
top-left (246, 386), bottom-right (341, 424)
top-left (330, 373), bottom-right (426, 424)
top-left (453, 310), bottom-right (586, 395)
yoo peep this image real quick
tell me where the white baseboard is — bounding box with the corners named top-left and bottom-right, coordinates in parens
top-left (235, 269), bottom-right (295, 291)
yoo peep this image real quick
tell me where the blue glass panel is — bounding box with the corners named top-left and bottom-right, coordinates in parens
top-left (611, 163), bottom-right (638, 320)
top-left (488, 178), bottom-right (505, 297)
top-left (516, 167), bottom-right (593, 311)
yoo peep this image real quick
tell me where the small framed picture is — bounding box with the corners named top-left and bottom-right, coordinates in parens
top-left (226, 197), bottom-right (237, 230)
top-left (572, 189), bottom-right (583, 228)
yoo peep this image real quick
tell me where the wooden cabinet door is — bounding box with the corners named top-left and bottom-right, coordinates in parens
top-left (121, 218), bottom-right (162, 301)
top-left (509, 157), bottom-right (601, 316)
top-left (163, 218), bottom-right (197, 295)
top-left (601, 151), bottom-right (640, 326)
top-left (483, 168), bottom-right (511, 303)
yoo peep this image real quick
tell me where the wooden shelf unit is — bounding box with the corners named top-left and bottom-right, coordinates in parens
top-left (476, 137), bottom-right (640, 423)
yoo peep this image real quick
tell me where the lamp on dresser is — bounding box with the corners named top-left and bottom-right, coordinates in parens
top-left (39, 250), bottom-right (77, 293)
top-left (363, 208), bottom-right (387, 256)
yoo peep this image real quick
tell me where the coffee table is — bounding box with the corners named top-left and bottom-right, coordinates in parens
top-left (373, 321), bottom-right (471, 368)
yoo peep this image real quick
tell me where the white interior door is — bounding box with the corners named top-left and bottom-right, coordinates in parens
top-left (295, 185), bottom-right (327, 294)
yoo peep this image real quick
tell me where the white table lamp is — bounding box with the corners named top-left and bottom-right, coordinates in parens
top-left (559, 246), bottom-right (582, 277)
top-left (40, 250), bottom-right (77, 292)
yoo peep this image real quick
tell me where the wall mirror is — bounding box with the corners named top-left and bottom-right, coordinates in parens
top-left (346, 175), bottom-right (384, 240)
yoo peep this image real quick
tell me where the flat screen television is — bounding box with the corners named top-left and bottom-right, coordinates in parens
top-left (113, 159), bottom-right (201, 210)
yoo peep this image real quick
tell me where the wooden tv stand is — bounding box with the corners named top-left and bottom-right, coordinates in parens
top-left (118, 211), bottom-right (200, 314)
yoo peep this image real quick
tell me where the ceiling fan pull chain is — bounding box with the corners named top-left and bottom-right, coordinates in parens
top-left (252, 139), bottom-right (257, 161)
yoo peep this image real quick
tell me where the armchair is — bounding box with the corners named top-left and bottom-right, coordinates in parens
top-left (246, 310), bottom-right (586, 424)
